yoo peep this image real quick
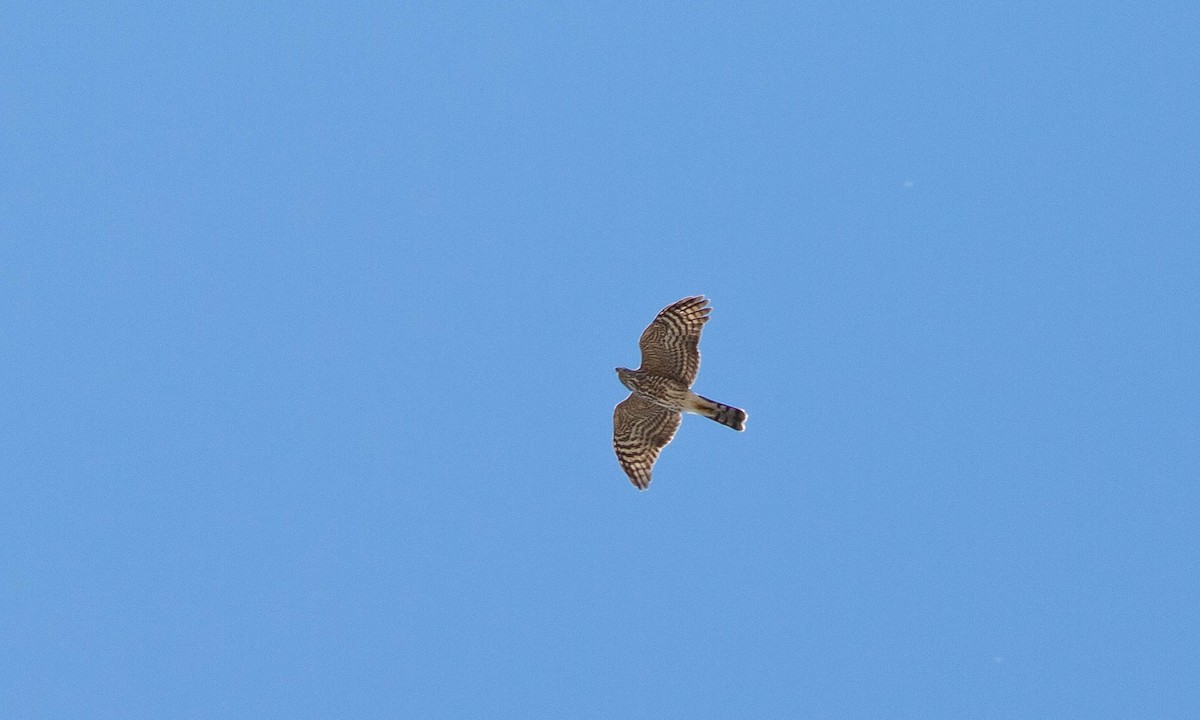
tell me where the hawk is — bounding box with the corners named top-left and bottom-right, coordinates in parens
top-left (613, 295), bottom-right (747, 490)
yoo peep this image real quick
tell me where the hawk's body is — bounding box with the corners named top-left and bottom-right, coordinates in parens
top-left (613, 296), bottom-right (747, 490)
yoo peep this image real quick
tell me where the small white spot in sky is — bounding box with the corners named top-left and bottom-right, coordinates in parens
top-left (903, 180), bottom-right (913, 188)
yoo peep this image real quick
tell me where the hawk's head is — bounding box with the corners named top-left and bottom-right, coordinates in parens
top-left (615, 367), bottom-right (635, 390)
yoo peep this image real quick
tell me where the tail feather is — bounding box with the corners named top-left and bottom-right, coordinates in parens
top-left (696, 395), bottom-right (747, 431)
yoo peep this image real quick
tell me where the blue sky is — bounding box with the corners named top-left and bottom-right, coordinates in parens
top-left (4, 2), bottom-right (1199, 717)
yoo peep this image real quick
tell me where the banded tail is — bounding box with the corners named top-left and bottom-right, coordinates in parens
top-left (694, 394), bottom-right (747, 431)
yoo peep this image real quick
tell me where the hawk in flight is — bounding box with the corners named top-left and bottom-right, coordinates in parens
top-left (613, 295), bottom-right (747, 490)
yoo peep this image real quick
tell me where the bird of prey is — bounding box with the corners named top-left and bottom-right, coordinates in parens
top-left (613, 295), bottom-right (747, 489)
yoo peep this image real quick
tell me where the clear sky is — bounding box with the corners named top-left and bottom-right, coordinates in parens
top-left (4, 2), bottom-right (1199, 718)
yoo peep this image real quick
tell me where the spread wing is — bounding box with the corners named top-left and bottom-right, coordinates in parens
top-left (613, 393), bottom-right (682, 490)
top-left (637, 295), bottom-right (710, 386)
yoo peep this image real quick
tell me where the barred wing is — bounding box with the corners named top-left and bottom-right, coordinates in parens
top-left (637, 295), bottom-right (710, 386)
top-left (613, 393), bottom-right (682, 490)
